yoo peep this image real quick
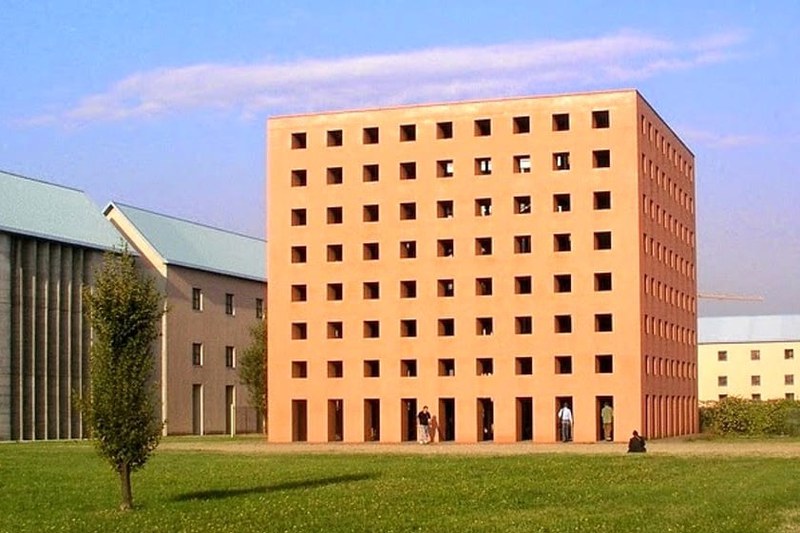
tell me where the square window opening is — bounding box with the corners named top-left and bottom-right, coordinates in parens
top-left (476, 157), bottom-right (492, 175)
top-left (513, 116), bottom-right (531, 134)
top-left (400, 280), bottom-right (417, 298)
top-left (554, 194), bottom-right (571, 212)
top-left (291, 208), bottom-right (307, 226)
top-left (327, 321), bottom-right (343, 339)
top-left (594, 191), bottom-right (612, 210)
top-left (516, 316), bottom-right (533, 335)
top-left (291, 132), bottom-right (307, 149)
top-left (292, 361), bottom-right (308, 378)
top-left (592, 110), bottom-right (610, 129)
top-left (554, 233), bottom-right (572, 252)
top-left (555, 356), bottom-right (573, 374)
top-left (555, 315), bottom-right (573, 333)
top-left (400, 162), bottom-right (417, 180)
top-left (553, 113), bottom-right (570, 131)
top-left (593, 150), bottom-right (611, 168)
top-left (437, 200), bottom-right (454, 218)
top-left (327, 244), bottom-right (343, 262)
top-left (595, 231), bottom-right (612, 250)
top-left (291, 323), bottom-right (307, 340)
top-left (400, 124), bottom-right (417, 142)
top-left (514, 196), bottom-right (532, 214)
top-left (554, 274), bottom-right (572, 293)
top-left (363, 164), bottom-right (380, 182)
top-left (400, 202), bottom-right (417, 220)
top-left (292, 284), bottom-right (308, 302)
top-left (516, 356), bottom-right (533, 375)
top-left (363, 242), bottom-right (380, 260)
top-left (363, 127), bottom-right (379, 144)
top-left (553, 152), bottom-right (570, 171)
top-left (475, 118), bottom-right (491, 136)
top-left (363, 282), bottom-right (379, 299)
top-left (514, 155), bottom-right (531, 173)
top-left (438, 239), bottom-right (455, 257)
top-left (438, 279), bottom-right (455, 297)
top-left (595, 314), bottom-right (613, 332)
top-left (438, 358), bottom-right (456, 376)
top-left (475, 198), bottom-right (492, 216)
top-left (291, 169), bottom-right (307, 187)
top-left (364, 321), bottom-right (380, 338)
top-left (401, 359), bottom-right (418, 377)
top-left (476, 277), bottom-right (493, 296)
top-left (401, 319), bottom-right (418, 338)
top-left (327, 167), bottom-right (343, 184)
top-left (595, 354), bottom-right (613, 373)
top-left (291, 246), bottom-right (307, 263)
top-left (437, 121), bottom-right (453, 139)
top-left (476, 237), bottom-right (493, 255)
top-left (400, 240), bottom-right (417, 259)
top-left (515, 276), bottom-right (533, 294)
top-left (594, 272), bottom-right (612, 291)
top-left (364, 360), bottom-right (380, 377)
top-left (437, 159), bottom-right (454, 178)
top-left (477, 358), bottom-right (494, 375)
top-left (477, 317), bottom-right (494, 336)
top-left (363, 204), bottom-right (380, 222)
top-left (327, 206), bottom-right (343, 224)
top-left (327, 283), bottom-right (343, 301)
top-left (514, 235), bottom-right (532, 254)
top-left (438, 318), bottom-right (455, 336)
top-left (328, 361), bottom-right (343, 378)
top-left (327, 129), bottom-right (343, 147)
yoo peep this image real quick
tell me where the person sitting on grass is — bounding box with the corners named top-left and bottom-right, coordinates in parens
top-left (627, 430), bottom-right (646, 453)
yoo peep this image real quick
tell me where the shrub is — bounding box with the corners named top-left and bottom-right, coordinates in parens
top-left (700, 397), bottom-right (800, 436)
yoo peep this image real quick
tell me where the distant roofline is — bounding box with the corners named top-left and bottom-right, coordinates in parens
top-left (0, 223), bottom-right (120, 253)
top-left (104, 201), bottom-right (266, 244)
top-left (269, 88), bottom-right (639, 121)
top-left (0, 168), bottom-right (86, 195)
top-left (165, 259), bottom-right (266, 283)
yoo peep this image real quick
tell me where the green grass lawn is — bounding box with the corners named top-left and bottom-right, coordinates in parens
top-left (1, 439), bottom-right (798, 532)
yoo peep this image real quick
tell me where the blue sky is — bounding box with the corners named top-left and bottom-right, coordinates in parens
top-left (1, 1), bottom-right (798, 315)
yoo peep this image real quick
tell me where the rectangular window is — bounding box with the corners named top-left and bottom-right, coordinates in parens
top-left (476, 277), bottom-right (493, 296)
top-left (751, 350), bottom-right (761, 361)
top-left (256, 298), bottom-right (264, 319)
top-left (291, 132), bottom-right (307, 149)
top-left (401, 359), bottom-right (417, 377)
top-left (438, 318), bottom-right (455, 336)
top-left (786, 374), bottom-right (795, 386)
top-left (595, 354), bottom-right (613, 374)
top-left (515, 356), bottom-right (533, 375)
top-left (437, 200), bottom-right (454, 218)
top-left (363, 282), bottom-right (379, 299)
top-left (363, 164), bottom-right (379, 182)
top-left (476, 358), bottom-right (494, 375)
top-left (553, 152), bottom-right (570, 171)
top-left (554, 233), bottom-right (571, 252)
top-left (292, 285), bottom-right (308, 302)
top-left (363, 204), bottom-right (380, 222)
top-left (514, 155), bottom-right (531, 173)
top-left (475, 237), bottom-right (492, 255)
top-left (515, 316), bottom-right (533, 335)
top-left (437, 159), bottom-right (454, 178)
top-left (552, 113), bottom-right (570, 131)
top-left (192, 343), bottom-right (203, 366)
top-left (327, 129), bottom-right (343, 147)
top-left (752, 394), bottom-right (761, 401)
top-left (328, 283), bottom-right (344, 301)
top-left (437, 121), bottom-right (453, 139)
top-left (400, 280), bottom-right (417, 298)
top-left (514, 235), bottom-right (532, 254)
top-left (291, 323), bottom-right (307, 340)
top-left (400, 162), bottom-right (417, 180)
top-left (717, 350), bottom-right (728, 362)
top-left (438, 279), bottom-right (455, 297)
top-left (514, 196), bottom-right (532, 214)
top-left (225, 293), bottom-right (235, 315)
top-left (291, 169), bottom-right (307, 187)
top-left (787, 349), bottom-right (795, 360)
top-left (477, 317), bottom-right (493, 336)
top-left (225, 346), bottom-right (235, 368)
top-left (513, 116), bottom-right (531, 134)
top-left (787, 393), bottom-right (796, 401)
top-left (475, 157), bottom-right (492, 175)
top-left (364, 360), bottom-right (380, 377)
top-left (192, 288), bottom-right (203, 311)
top-left (594, 272), bottom-right (612, 291)
top-left (437, 239), bottom-right (454, 257)
top-left (475, 198), bottom-right (492, 216)
top-left (327, 244), bottom-right (343, 262)
top-left (592, 110), bottom-right (610, 129)
top-left (400, 124), bottom-right (416, 141)
top-left (327, 321), bottom-right (343, 339)
top-left (595, 314), bottom-right (613, 332)
top-left (327, 207), bottom-right (343, 224)
top-left (751, 375), bottom-right (761, 386)
top-left (555, 315), bottom-right (573, 333)
top-left (718, 376), bottom-right (728, 387)
top-left (328, 361), bottom-right (344, 378)
top-left (363, 321), bottom-right (380, 338)
top-left (400, 241), bottom-right (417, 259)
top-left (291, 208), bottom-right (307, 226)
top-left (594, 191), bottom-right (611, 210)
top-left (553, 194), bottom-right (571, 212)
top-left (363, 242), bottom-right (380, 260)
top-left (292, 361), bottom-right (308, 378)
top-left (438, 358), bottom-right (456, 376)
top-left (554, 274), bottom-right (572, 293)
top-left (327, 166), bottom-right (343, 184)
top-left (400, 202), bottom-right (417, 220)
top-left (474, 118), bottom-right (491, 136)
top-left (593, 150), bottom-right (611, 168)
top-left (515, 276), bottom-right (532, 294)
top-left (555, 355), bottom-right (572, 374)
top-left (363, 126), bottom-right (379, 144)
top-left (400, 319), bottom-right (417, 338)
top-left (594, 231), bottom-right (612, 250)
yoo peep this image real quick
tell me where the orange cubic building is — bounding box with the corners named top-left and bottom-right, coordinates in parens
top-left (266, 90), bottom-right (698, 443)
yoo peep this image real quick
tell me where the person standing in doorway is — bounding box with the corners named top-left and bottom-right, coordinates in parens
top-left (417, 406), bottom-right (431, 444)
top-left (601, 402), bottom-right (614, 441)
top-left (557, 402), bottom-right (573, 442)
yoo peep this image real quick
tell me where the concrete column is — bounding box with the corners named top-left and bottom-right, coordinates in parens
top-left (0, 234), bottom-right (11, 440)
top-left (59, 246), bottom-right (72, 438)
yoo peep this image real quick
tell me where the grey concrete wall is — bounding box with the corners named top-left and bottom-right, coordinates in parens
top-left (0, 233), bottom-right (11, 440)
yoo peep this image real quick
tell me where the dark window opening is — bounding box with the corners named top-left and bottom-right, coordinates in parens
top-left (513, 116), bottom-right (531, 134)
top-left (595, 314), bottom-right (613, 332)
top-left (514, 195), bottom-right (532, 214)
top-left (363, 204), bottom-right (380, 222)
top-left (516, 357), bottom-right (533, 375)
top-left (477, 317), bottom-right (493, 336)
top-left (438, 279), bottom-right (455, 297)
top-left (400, 202), bottom-right (417, 220)
top-left (437, 200), bottom-right (454, 218)
top-left (437, 159), bottom-right (454, 178)
top-left (327, 283), bottom-right (343, 301)
top-left (594, 191), bottom-right (611, 210)
top-left (554, 194), bottom-right (571, 212)
top-left (364, 321), bottom-right (380, 338)
top-left (437, 121), bottom-right (453, 139)
top-left (553, 113), bottom-right (570, 131)
top-left (476, 157), bottom-right (492, 175)
top-left (327, 244), bottom-right (343, 262)
top-left (555, 356), bottom-right (572, 374)
top-left (400, 124), bottom-right (416, 141)
top-left (594, 231), bottom-right (612, 250)
top-left (363, 126), bottom-right (379, 144)
top-left (475, 118), bottom-right (491, 136)
top-left (475, 198), bottom-right (492, 216)
top-left (363, 282), bottom-right (379, 299)
top-left (327, 321), bottom-right (343, 339)
top-left (328, 360), bottom-right (343, 378)
top-left (554, 274), bottom-right (572, 293)
top-left (363, 164), bottom-right (379, 182)
top-left (327, 206), bottom-right (343, 224)
top-left (364, 360), bottom-right (380, 377)
top-left (555, 315), bottom-right (573, 333)
top-left (438, 319), bottom-right (455, 336)
top-left (515, 235), bottom-right (532, 254)
top-left (291, 246), bottom-right (307, 263)
top-left (401, 319), bottom-right (417, 337)
top-left (554, 233), bottom-right (571, 252)
top-left (291, 208), bottom-right (307, 226)
top-left (592, 110), bottom-right (610, 129)
top-left (400, 240), bottom-right (417, 258)
top-left (438, 358), bottom-right (455, 376)
top-left (476, 237), bottom-right (493, 255)
top-left (438, 239), bottom-right (454, 257)
top-left (327, 166), bottom-right (343, 184)
top-left (400, 280), bottom-right (417, 298)
top-left (515, 276), bottom-right (533, 294)
top-left (595, 272), bottom-right (612, 291)
top-left (291, 323), bottom-right (307, 340)
top-left (292, 284), bottom-right (308, 302)
top-left (291, 169), bottom-right (307, 187)
top-left (476, 277), bottom-right (493, 296)
top-left (363, 242), bottom-right (380, 260)
top-left (291, 132), bottom-right (307, 149)
top-left (477, 358), bottom-right (494, 375)
top-left (553, 152), bottom-right (570, 171)
top-left (514, 155), bottom-right (531, 173)
top-left (327, 129), bottom-right (343, 146)
top-left (292, 361), bottom-right (308, 378)
top-left (400, 162), bottom-right (417, 180)
top-left (401, 359), bottom-right (417, 377)
top-left (596, 354), bottom-right (613, 373)
top-left (516, 316), bottom-right (533, 334)
top-left (593, 150), bottom-right (611, 168)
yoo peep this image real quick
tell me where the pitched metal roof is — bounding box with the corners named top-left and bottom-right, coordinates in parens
top-left (105, 202), bottom-right (266, 282)
top-left (0, 170), bottom-right (121, 251)
top-left (698, 315), bottom-right (800, 344)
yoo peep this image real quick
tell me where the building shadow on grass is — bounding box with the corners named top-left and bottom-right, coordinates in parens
top-left (172, 472), bottom-right (377, 502)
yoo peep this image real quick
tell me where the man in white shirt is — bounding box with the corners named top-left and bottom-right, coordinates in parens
top-left (558, 402), bottom-right (573, 442)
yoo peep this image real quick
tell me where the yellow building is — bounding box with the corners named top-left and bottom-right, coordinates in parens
top-left (266, 90), bottom-right (698, 443)
top-left (698, 315), bottom-right (800, 402)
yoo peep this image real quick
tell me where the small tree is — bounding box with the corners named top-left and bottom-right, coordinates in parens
top-left (81, 248), bottom-right (164, 510)
top-left (239, 318), bottom-right (267, 432)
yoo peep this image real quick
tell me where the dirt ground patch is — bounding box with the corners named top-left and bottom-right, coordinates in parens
top-left (160, 436), bottom-right (800, 457)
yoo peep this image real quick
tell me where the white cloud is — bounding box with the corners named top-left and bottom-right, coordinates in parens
top-left (29, 29), bottom-right (746, 125)
top-left (681, 128), bottom-right (767, 148)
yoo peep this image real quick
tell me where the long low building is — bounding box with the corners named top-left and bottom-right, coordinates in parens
top-left (698, 315), bottom-right (800, 402)
top-left (0, 170), bottom-right (121, 440)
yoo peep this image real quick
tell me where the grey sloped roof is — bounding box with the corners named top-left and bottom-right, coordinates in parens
top-left (698, 315), bottom-right (800, 344)
top-left (106, 202), bottom-right (266, 282)
top-left (0, 170), bottom-right (121, 251)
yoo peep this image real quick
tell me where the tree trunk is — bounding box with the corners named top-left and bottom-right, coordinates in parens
top-left (118, 462), bottom-right (133, 510)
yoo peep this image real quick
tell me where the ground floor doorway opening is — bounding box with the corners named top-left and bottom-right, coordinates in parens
top-left (401, 398), bottom-right (417, 442)
top-left (477, 398), bottom-right (494, 441)
top-left (364, 399), bottom-right (380, 441)
top-left (516, 397), bottom-right (533, 441)
top-left (291, 399), bottom-right (307, 442)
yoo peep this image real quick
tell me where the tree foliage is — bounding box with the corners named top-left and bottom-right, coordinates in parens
top-left (239, 318), bottom-right (267, 430)
top-left (81, 248), bottom-right (164, 510)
